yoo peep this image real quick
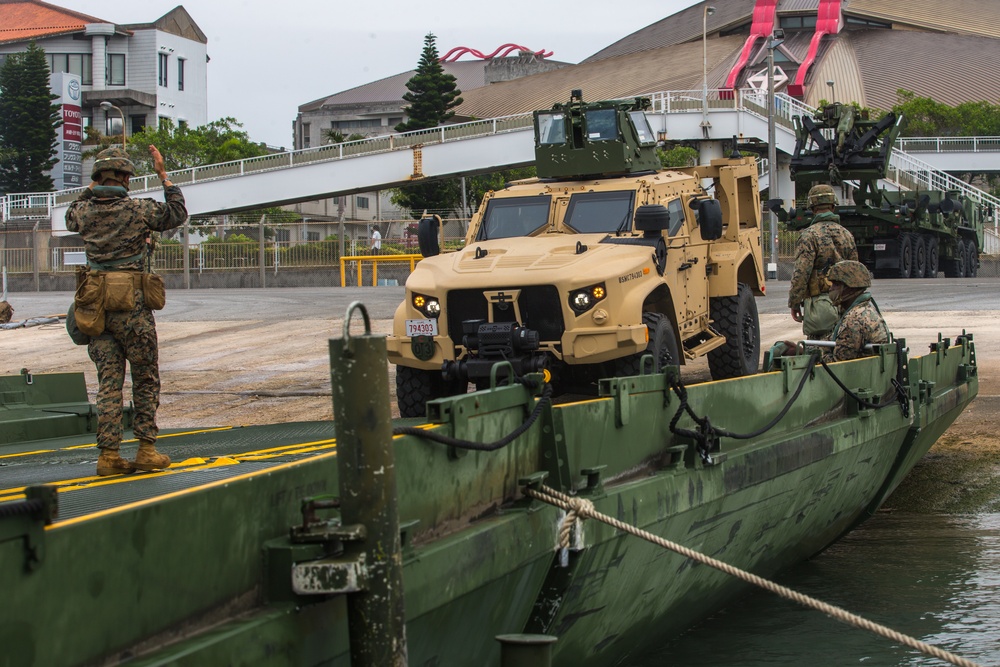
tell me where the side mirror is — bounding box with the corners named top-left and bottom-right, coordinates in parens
top-left (417, 215), bottom-right (441, 257)
top-left (767, 198), bottom-right (788, 223)
top-left (697, 199), bottom-right (723, 240)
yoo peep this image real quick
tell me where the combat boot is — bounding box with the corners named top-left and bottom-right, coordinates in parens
top-left (134, 441), bottom-right (171, 472)
top-left (96, 449), bottom-right (136, 476)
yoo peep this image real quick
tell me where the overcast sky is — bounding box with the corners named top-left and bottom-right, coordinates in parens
top-left (54, 0), bottom-right (702, 148)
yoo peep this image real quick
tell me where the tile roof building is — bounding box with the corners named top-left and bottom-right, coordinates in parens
top-left (0, 0), bottom-right (208, 139)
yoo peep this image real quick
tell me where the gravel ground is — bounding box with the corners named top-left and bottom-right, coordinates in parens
top-left (2, 282), bottom-right (997, 512)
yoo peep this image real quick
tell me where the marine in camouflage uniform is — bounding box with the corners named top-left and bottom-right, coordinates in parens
top-left (66, 145), bottom-right (187, 476)
top-left (821, 260), bottom-right (889, 362)
top-left (788, 184), bottom-right (858, 340)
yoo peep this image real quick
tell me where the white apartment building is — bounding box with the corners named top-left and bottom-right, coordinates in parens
top-left (0, 1), bottom-right (208, 139)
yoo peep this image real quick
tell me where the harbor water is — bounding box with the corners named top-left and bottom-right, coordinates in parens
top-left (640, 512), bottom-right (1000, 666)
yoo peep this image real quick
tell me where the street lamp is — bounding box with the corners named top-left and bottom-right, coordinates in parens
top-left (766, 29), bottom-right (784, 280)
top-left (826, 79), bottom-right (836, 103)
top-left (701, 5), bottom-right (716, 138)
top-left (99, 101), bottom-right (125, 148)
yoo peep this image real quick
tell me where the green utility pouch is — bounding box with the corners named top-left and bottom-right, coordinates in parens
top-left (65, 303), bottom-right (90, 345)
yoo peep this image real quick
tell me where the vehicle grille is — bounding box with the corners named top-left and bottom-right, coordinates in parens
top-left (446, 286), bottom-right (564, 347)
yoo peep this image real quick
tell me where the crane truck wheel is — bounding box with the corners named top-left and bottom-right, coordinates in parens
top-left (897, 234), bottom-right (913, 279)
top-left (707, 282), bottom-right (761, 380)
top-left (926, 237), bottom-right (939, 278)
top-left (966, 241), bottom-right (979, 277)
top-left (913, 235), bottom-right (927, 278)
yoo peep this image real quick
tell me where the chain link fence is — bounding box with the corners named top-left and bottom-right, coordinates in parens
top-left (2, 214), bottom-right (998, 293)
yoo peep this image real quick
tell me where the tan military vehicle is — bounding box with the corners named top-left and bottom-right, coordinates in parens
top-left (387, 92), bottom-right (766, 417)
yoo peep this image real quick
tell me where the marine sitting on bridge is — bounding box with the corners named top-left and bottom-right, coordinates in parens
top-left (66, 145), bottom-right (188, 476)
top-left (822, 260), bottom-right (889, 362)
top-left (788, 184), bottom-right (858, 340)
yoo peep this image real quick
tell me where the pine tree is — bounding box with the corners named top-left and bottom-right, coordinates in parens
top-left (0, 42), bottom-right (61, 193)
top-left (395, 33), bottom-right (463, 132)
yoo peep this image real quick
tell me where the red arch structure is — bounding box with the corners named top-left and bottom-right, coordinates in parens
top-left (787, 0), bottom-right (843, 97)
top-left (439, 44), bottom-right (554, 62)
top-left (721, 0), bottom-right (778, 99)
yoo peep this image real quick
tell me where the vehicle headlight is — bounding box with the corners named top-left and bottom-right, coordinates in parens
top-left (412, 293), bottom-right (441, 318)
top-left (568, 282), bottom-right (607, 314)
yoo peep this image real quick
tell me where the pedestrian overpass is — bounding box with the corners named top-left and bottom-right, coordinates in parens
top-left (2, 89), bottom-right (998, 236)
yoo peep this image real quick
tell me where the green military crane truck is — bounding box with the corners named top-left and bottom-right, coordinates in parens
top-left (772, 103), bottom-right (985, 278)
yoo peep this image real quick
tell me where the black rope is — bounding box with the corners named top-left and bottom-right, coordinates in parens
top-left (817, 356), bottom-right (907, 412)
top-left (392, 380), bottom-right (553, 452)
top-left (668, 353), bottom-right (819, 461)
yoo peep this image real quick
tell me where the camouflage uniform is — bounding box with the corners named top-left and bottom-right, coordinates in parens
top-left (787, 211), bottom-right (858, 339)
top-left (0, 301), bottom-right (11, 324)
top-left (823, 293), bottom-right (889, 362)
top-left (66, 184), bottom-right (187, 453)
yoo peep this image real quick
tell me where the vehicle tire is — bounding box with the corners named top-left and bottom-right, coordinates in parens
top-left (956, 239), bottom-right (968, 277)
top-left (897, 233), bottom-right (913, 279)
top-left (613, 312), bottom-right (679, 377)
top-left (926, 236), bottom-right (939, 278)
top-left (912, 235), bottom-right (927, 278)
top-left (966, 240), bottom-right (978, 277)
top-left (395, 365), bottom-right (465, 418)
top-left (708, 282), bottom-right (761, 380)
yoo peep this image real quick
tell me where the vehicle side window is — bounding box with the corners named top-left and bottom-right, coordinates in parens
top-left (668, 198), bottom-right (686, 236)
top-left (476, 195), bottom-right (551, 240)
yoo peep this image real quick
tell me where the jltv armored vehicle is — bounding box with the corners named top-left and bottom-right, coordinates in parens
top-left (387, 92), bottom-right (766, 417)
top-left (773, 103), bottom-right (984, 278)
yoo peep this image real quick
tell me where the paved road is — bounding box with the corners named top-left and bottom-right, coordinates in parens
top-left (5, 278), bottom-right (999, 322)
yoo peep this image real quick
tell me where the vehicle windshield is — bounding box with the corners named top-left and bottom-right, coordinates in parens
top-left (476, 195), bottom-right (551, 240)
top-left (564, 191), bottom-right (635, 233)
top-left (628, 110), bottom-right (655, 144)
top-left (536, 113), bottom-right (566, 145)
top-left (584, 108), bottom-right (618, 141)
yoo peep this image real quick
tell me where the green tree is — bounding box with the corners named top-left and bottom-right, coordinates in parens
top-left (892, 89), bottom-right (1000, 137)
top-left (322, 130), bottom-right (366, 144)
top-left (0, 42), bottom-right (61, 193)
top-left (395, 33), bottom-right (463, 132)
top-left (657, 145), bottom-right (699, 168)
top-left (124, 117), bottom-right (269, 173)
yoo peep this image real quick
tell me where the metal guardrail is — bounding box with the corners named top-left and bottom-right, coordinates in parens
top-left (898, 137), bottom-right (1000, 153)
top-left (339, 254), bottom-right (422, 287)
top-left (2, 89), bottom-right (998, 224)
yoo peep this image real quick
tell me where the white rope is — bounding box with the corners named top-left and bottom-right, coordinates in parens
top-left (526, 484), bottom-right (982, 667)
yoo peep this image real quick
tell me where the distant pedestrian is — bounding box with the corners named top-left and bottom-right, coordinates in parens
top-left (822, 260), bottom-right (889, 362)
top-left (371, 228), bottom-right (382, 255)
top-left (66, 145), bottom-right (188, 476)
top-left (788, 183), bottom-right (858, 340)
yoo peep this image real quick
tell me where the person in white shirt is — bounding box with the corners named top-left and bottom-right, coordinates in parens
top-left (371, 228), bottom-right (382, 255)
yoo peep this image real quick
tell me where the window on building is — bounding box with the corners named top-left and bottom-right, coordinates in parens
top-left (130, 115), bottom-right (145, 135)
top-left (275, 229), bottom-right (290, 243)
top-left (302, 123), bottom-right (311, 148)
top-left (106, 53), bottom-right (125, 86)
top-left (357, 196), bottom-right (370, 209)
top-left (178, 58), bottom-right (185, 91)
top-left (158, 53), bottom-right (168, 87)
top-left (178, 119), bottom-right (188, 130)
top-left (389, 117), bottom-right (403, 127)
top-left (330, 119), bottom-right (382, 130)
top-left (779, 15), bottom-right (817, 30)
top-left (46, 53), bottom-right (94, 85)
top-left (306, 232), bottom-right (320, 242)
top-left (106, 115), bottom-right (123, 138)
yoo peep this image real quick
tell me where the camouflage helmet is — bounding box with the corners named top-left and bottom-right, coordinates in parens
top-left (807, 183), bottom-right (837, 209)
top-left (91, 147), bottom-right (134, 180)
top-left (827, 260), bottom-right (872, 289)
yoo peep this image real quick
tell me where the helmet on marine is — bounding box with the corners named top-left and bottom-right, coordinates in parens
top-left (826, 260), bottom-right (872, 289)
top-left (91, 147), bottom-right (135, 181)
top-left (807, 183), bottom-right (837, 209)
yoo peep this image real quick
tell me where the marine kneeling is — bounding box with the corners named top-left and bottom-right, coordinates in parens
top-left (822, 260), bottom-right (889, 362)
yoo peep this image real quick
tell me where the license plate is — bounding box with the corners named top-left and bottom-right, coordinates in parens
top-left (874, 243), bottom-right (886, 251)
top-left (406, 318), bottom-right (438, 337)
